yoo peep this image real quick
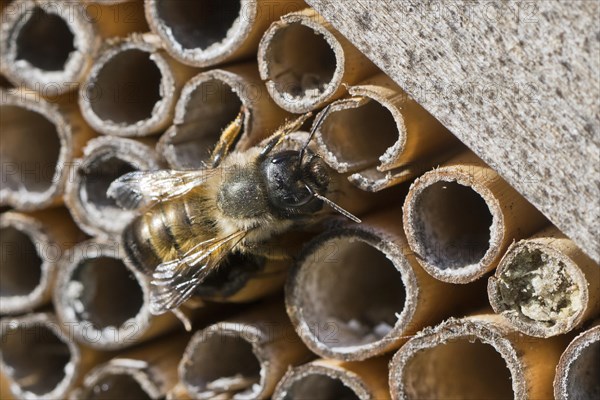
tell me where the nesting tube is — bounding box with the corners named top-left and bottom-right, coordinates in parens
top-left (554, 323), bottom-right (600, 400)
top-left (0, 313), bottom-right (107, 400)
top-left (79, 33), bottom-right (195, 136)
top-left (313, 73), bottom-right (460, 191)
top-left (389, 313), bottom-right (570, 400)
top-left (0, 0), bottom-right (96, 95)
top-left (178, 303), bottom-right (312, 399)
top-left (158, 62), bottom-right (289, 169)
top-left (286, 210), bottom-right (477, 361)
top-left (488, 227), bottom-right (600, 338)
top-left (0, 88), bottom-right (94, 210)
top-left (273, 358), bottom-right (391, 400)
top-left (65, 136), bottom-right (162, 237)
top-left (0, 209), bottom-right (81, 314)
top-left (145, 0), bottom-right (305, 68)
top-left (403, 150), bottom-right (547, 283)
top-left (70, 335), bottom-right (189, 400)
top-left (258, 8), bottom-right (378, 113)
top-left (53, 239), bottom-right (181, 350)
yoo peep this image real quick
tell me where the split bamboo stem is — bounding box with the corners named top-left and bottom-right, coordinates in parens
top-left (273, 357), bottom-right (391, 400)
top-left (158, 62), bottom-right (290, 169)
top-left (488, 226), bottom-right (600, 337)
top-left (0, 313), bottom-right (109, 400)
top-left (79, 33), bottom-right (196, 136)
top-left (258, 8), bottom-right (378, 113)
top-left (285, 210), bottom-right (480, 361)
top-left (70, 334), bottom-right (189, 400)
top-left (403, 150), bottom-right (547, 283)
top-left (313, 73), bottom-right (461, 191)
top-left (178, 303), bottom-right (313, 400)
top-left (389, 313), bottom-right (571, 400)
top-left (554, 323), bottom-right (600, 400)
top-left (64, 136), bottom-right (163, 238)
top-left (53, 239), bottom-right (183, 350)
top-left (145, 0), bottom-right (306, 68)
top-left (0, 88), bottom-right (95, 210)
top-left (0, 209), bottom-right (82, 314)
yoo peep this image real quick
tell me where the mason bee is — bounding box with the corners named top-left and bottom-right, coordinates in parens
top-left (108, 107), bottom-right (360, 319)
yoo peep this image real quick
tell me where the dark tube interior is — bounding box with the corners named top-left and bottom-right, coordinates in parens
top-left (0, 105), bottom-right (61, 193)
top-left (80, 374), bottom-right (152, 400)
top-left (566, 340), bottom-right (600, 399)
top-left (286, 374), bottom-right (359, 400)
top-left (1, 324), bottom-right (71, 396)
top-left (86, 49), bottom-right (162, 124)
top-left (169, 78), bottom-right (242, 169)
top-left (401, 339), bottom-right (513, 399)
top-left (70, 256), bottom-right (144, 328)
top-left (15, 7), bottom-right (75, 71)
top-left (412, 181), bottom-right (493, 271)
top-left (301, 237), bottom-right (405, 347)
top-left (155, 0), bottom-right (241, 50)
top-left (266, 23), bottom-right (337, 99)
top-left (0, 226), bottom-right (42, 297)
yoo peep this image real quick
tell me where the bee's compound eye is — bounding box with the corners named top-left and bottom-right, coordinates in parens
top-left (270, 150), bottom-right (298, 165)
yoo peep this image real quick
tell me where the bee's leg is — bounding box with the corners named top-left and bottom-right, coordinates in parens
top-left (210, 107), bottom-right (246, 167)
top-left (258, 111), bottom-right (313, 159)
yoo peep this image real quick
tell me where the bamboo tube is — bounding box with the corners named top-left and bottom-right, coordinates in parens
top-left (79, 33), bottom-right (196, 137)
top-left (70, 334), bottom-right (189, 400)
top-left (0, 209), bottom-right (82, 315)
top-left (313, 73), bottom-right (461, 191)
top-left (178, 303), bottom-right (313, 399)
top-left (166, 383), bottom-right (193, 400)
top-left (273, 357), bottom-right (391, 400)
top-left (389, 313), bottom-right (571, 400)
top-left (258, 8), bottom-right (378, 113)
top-left (158, 62), bottom-right (290, 169)
top-left (53, 239), bottom-right (184, 350)
top-left (0, 313), bottom-right (109, 400)
top-left (64, 136), bottom-right (163, 238)
top-left (1, 372), bottom-right (15, 400)
top-left (145, 0), bottom-right (306, 68)
top-left (488, 227), bottom-right (600, 338)
top-left (286, 210), bottom-right (480, 361)
top-left (402, 150), bottom-right (547, 283)
top-left (0, 88), bottom-right (95, 210)
top-left (554, 323), bottom-right (600, 400)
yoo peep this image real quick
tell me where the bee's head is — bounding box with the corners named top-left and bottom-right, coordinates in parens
top-left (261, 149), bottom-right (329, 217)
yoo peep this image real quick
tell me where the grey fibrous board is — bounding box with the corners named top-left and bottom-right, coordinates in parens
top-left (307, 0), bottom-right (599, 262)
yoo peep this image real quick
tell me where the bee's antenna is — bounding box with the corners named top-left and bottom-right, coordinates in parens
top-left (299, 104), bottom-right (331, 164)
top-left (305, 183), bottom-right (361, 223)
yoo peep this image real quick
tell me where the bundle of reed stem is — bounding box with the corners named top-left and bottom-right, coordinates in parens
top-left (0, 2), bottom-right (597, 400)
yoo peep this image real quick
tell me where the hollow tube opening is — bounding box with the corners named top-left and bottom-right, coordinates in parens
top-left (0, 105), bottom-right (61, 194)
top-left (68, 256), bottom-right (144, 329)
top-left (1, 324), bottom-right (72, 396)
top-left (266, 23), bottom-right (337, 100)
top-left (411, 181), bottom-right (493, 271)
top-left (565, 340), bottom-right (600, 399)
top-left (15, 7), bottom-right (75, 71)
top-left (0, 226), bottom-right (42, 297)
top-left (301, 237), bottom-right (405, 348)
top-left (402, 339), bottom-right (513, 400)
top-left (87, 49), bottom-right (162, 124)
top-left (286, 374), bottom-right (359, 400)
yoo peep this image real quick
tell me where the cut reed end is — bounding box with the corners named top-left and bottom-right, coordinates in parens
top-left (286, 226), bottom-right (418, 361)
top-left (389, 317), bottom-right (524, 400)
top-left (0, 313), bottom-right (80, 400)
top-left (53, 240), bottom-right (152, 350)
top-left (0, 90), bottom-right (72, 210)
top-left (554, 324), bottom-right (600, 400)
top-left (403, 171), bottom-right (503, 283)
top-left (79, 35), bottom-right (176, 136)
top-left (258, 10), bottom-right (343, 113)
top-left (145, 0), bottom-right (255, 67)
top-left (489, 240), bottom-right (590, 337)
top-left (0, 0), bottom-right (97, 93)
top-left (65, 136), bottom-right (161, 237)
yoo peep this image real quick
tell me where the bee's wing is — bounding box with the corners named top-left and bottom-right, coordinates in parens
top-left (148, 230), bottom-right (247, 314)
top-left (107, 169), bottom-right (219, 210)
